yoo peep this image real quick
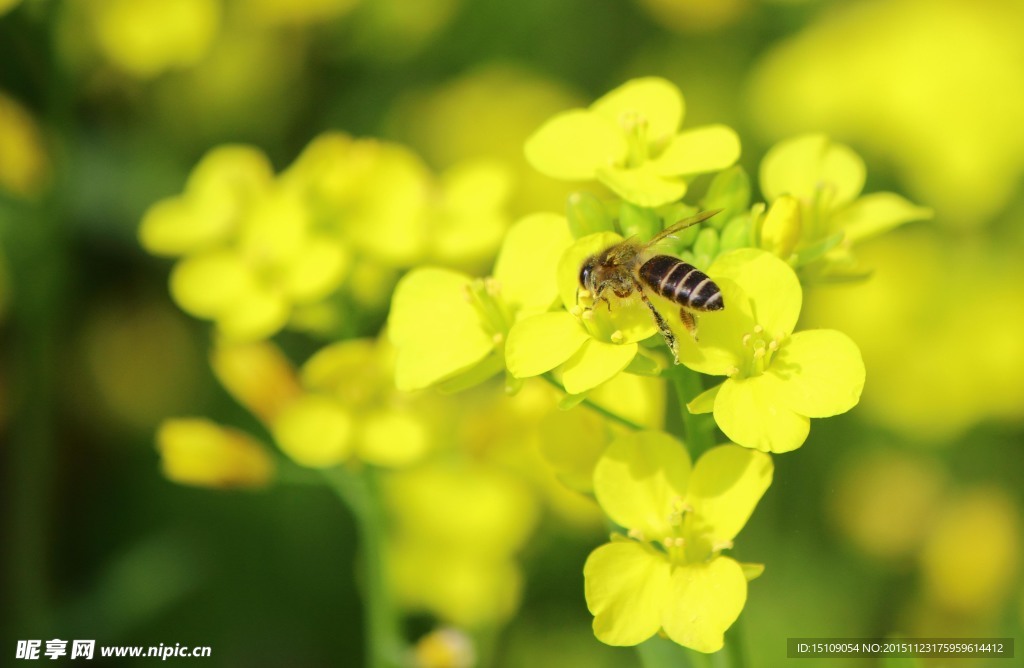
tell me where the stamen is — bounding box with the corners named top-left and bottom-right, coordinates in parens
top-left (485, 278), bottom-right (501, 296)
top-left (753, 325), bottom-right (764, 334)
top-left (712, 539), bottom-right (734, 552)
top-left (768, 340), bottom-right (779, 352)
top-left (753, 348), bottom-right (765, 359)
top-left (582, 310), bottom-right (595, 321)
top-left (628, 528), bottom-right (645, 541)
top-left (569, 305), bottom-right (583, 317)
top-left (727, 366), bottom-right (740, 377)
top-left (492, 333), bottom-right (504, 345)
top-left (610, 330), bottom-right (624, 344)
top-left (462, 285), bottom-right (473, 303)
top-left (578, 289), bottom-right (592, 300)
top-left (741, 333), bottom-right (752, 347)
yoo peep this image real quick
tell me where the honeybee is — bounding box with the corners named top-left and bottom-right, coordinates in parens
top-left (578, 209), bottom-right (724, 360)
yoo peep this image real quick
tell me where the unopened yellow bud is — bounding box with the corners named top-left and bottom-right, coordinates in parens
top-left (759, 195), bottom-right (802, 258)
top-left (211, 340), bottom-right (302, 424)
top-left (157, 418), bottom-right (275, 489)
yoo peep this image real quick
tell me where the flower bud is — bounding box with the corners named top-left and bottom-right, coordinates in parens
top-left (759, 195), bottom-right (802, 258)
top-left (211, 340), bottom-right (302, 425)
top-left (157, 418), bottom-right (275, 489)
top-left (566, 191), bottom-right (614, 238)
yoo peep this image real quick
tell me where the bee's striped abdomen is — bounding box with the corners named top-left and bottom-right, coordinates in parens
top-left (638, 255), bottom-right (724, 312)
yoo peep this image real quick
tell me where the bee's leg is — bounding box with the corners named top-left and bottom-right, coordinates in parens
top-left (679, 309), bottom-right (699, 342)
top-left (637, 287), bottom-right (679, 363)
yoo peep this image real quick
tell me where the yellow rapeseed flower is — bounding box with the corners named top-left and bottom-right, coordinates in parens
top-left (584, 432), bottom-right (772, 651)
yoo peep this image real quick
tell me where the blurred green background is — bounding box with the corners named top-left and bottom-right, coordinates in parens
top-left (2, 0), bottom-right (1022, 666)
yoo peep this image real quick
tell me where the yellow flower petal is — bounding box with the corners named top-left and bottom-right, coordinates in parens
top-left (709, 248), bottom-right (802, 337)
top-left (138, 195), bottom-right (232, 257)
top-left (714, 376), bottom-right (809, 453)
top-left (493, 213), bottom-right (573, 316)
top-left (593, 431), bottom-right (691, 539)
top-left (685, 445), bottom-right (773, 546)
top-left (651, 125), bottom-right (740, 176)
top-left (590, 77), bottom-right (684, 144)
top-left (584, 541), bottom-right (671, 646)
top-left (596, 164), bottom-right (687, 208)
top-left (281, 237), bottom-right (349, 302)
top-left (505, 311), bottom-right (589, 378)
top-left (216, 285), bottom-right (290, 341)
top-left (388, 268), bottom-right (495, 391)
top-left (764, 329), bottom-right (865, 418)
top-left (661, 557), bottom-right (746, 653)
top-left (186, 144), bottom-right (274, 206)
top-left (760, 134), bottom-right (865, 208)
top-left (357, 409), bottom-right (430, 467)
top-left (272, 395), bottom-right (353, 468)
top-left (169, 251), bottom-right (252, 318)
top-left (561, 339), bottom-right (637, 395)
top-left (524, 109), bottom-right (626, 180)
top-left (831, 192), bottom-right (933, 244)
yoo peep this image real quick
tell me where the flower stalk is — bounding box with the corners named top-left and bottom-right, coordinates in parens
top-left (323, 467), bottom-right (405, 668)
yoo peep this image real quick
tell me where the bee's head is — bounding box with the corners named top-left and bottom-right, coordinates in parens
top-left (579, 255), bottom-right (598, 292)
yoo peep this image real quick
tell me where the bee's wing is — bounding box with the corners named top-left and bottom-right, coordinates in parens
top-left (642, 209), bottom-right (722, 250)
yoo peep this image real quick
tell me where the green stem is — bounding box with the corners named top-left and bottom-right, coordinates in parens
top-left (666, 365), bottom-right (713, 457)
top-left (323, 467), bottom-right (405, 668)
top-left (659, 367), bottom-right (748, 668)
top-left (540, 373), bottom-right (644, 431)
